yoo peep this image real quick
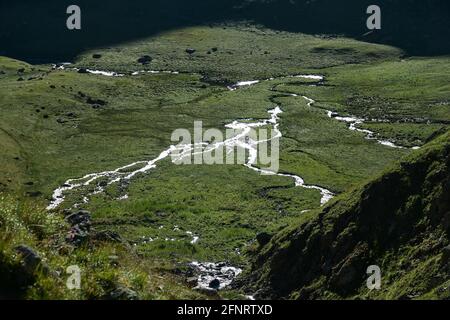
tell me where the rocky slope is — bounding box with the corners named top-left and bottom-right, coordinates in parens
top-left (242, 131), bottom-right (450, 299)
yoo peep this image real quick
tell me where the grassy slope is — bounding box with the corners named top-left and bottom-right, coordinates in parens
top-left (0, 194), bottom-right (203, 299)
top-left (243, 131), bottom-right (450, 300)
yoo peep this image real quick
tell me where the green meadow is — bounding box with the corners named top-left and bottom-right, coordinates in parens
top-left (0, 25), bottom-right (448, 299)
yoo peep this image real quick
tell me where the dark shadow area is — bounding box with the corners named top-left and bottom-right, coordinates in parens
top-left (1, 0), bottom-right (449, 63)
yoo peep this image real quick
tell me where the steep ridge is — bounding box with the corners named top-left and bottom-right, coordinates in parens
top-left (242, 131), bottom-right (450, 299)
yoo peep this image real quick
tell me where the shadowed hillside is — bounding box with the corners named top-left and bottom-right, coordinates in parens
top-left (242, 131), bottom-right (450, 299)
top-left (1, 0), bottom-right (449, 63)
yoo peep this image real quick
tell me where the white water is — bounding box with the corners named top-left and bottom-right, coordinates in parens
top-left (84, 69), bottom-right (125, 77)
top-left (226, 74), bottom-right (323, 91)
top-left (301, 95), bottom-right (415, 149)
top-left (131, 70), bottom-right (180, 76)
top-left (52, 63), bottom-right (180, 77)
top-left (293, 74), bottom-right (324, 81)
top-left (48, 101), bottom-right (334, 209)
top-left (189, 261), bottom-right (243, 290)
top-left (47, 68), bottom-right (416, 211)
top-left (46, 71), bottom-right (335, 209)
top-left (227, 80), bottom-right (260, 91)
top-left (47, 66), bottom-right (416, 291)
top-left (224, 106), bottom-right (334, 205)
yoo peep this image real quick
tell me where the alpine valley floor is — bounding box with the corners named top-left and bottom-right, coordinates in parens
top-left (0, 24), bottom-right (449, 299)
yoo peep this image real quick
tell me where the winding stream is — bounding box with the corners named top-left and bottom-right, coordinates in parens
top-left (47, 67), bottom-right (338, 210)
top-left (47, 65), bottom-right (416, 290)
top-left (47, 100), bottom-right (334, 210)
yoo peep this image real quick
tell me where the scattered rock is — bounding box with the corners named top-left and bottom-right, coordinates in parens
top-left (65, 210), bottom-right (91, 247)
top-left (186, 276), bottom-right (198, 287)
top-left (185, 48), bottom-right (196, 55)
top-left (98, 180), bottom-right (108, 187)
top-left (49, 85), bottom-right (56, 89)
top-left (66, 225), bottom-right (90, 247)
top-left (17, 77), bottom-right (24, 81)
top-left (26, 191), bottom-right (42, 197)
top-left (86, 97), bottom-right (107, 106)
top-left (137, 55), bottom-right (152, 65)
top-left (15, 245), bottom-right (49, 274)
top-left (211, 47), bottom-right (218, 52)
top-left (17, 68), bottom-right (25, 73)
top-left (109, 286), bottom-right (139, 300)
top-left (92, 54), bottom-right (102, 59)
top-left (209, 279), bottom-right (221, 289)
top-left (66, 210), bottom-right (91, 226)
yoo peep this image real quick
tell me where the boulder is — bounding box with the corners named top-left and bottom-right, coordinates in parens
top-left (66, 225), bottom-right (90, 246)
top-left (15, 245), bottom-right (49, 274)
top-left (98, 180), bottom-right (108, 187)
top-left (66, 210), bottom-right (91, 226)
top-left (185, 48), bottom-right (196, 55)
top-left (209, 279), bottom-right (221, 289)
top-left (186, 276), bottom-right (198, 287)
top-left (65, 210), bottom-right (91, 246)
top-left (137, 55), bottom-right (152, 65)
top-left (92, 54), bottom-right (102, 59)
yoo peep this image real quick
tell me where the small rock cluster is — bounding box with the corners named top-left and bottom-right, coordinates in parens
top-left (65, 210), bottom-right (91, 247)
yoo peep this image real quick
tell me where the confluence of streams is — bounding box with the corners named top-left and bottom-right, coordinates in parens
top-left (47, 67), bottom-right (409, 211)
